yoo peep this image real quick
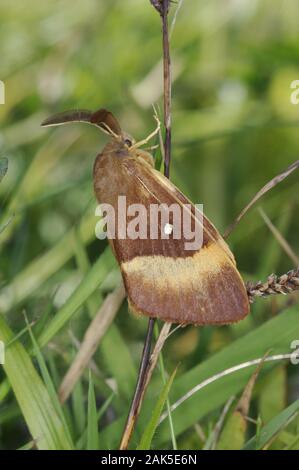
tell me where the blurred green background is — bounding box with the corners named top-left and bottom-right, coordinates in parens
top-left (0, 0), bottom-right (299, 450)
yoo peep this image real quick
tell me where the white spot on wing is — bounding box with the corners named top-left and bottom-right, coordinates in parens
top-left (164, 223), bottom-right (173, 235)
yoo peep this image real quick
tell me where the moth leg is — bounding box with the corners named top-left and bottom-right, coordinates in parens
top-left (131, 115), bottom-right (161, 149)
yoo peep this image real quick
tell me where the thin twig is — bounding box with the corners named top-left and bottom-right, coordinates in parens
top-left (119, 322), bottom-right (172, 450)
top-left (162, 0), bottom-right (172, 178)
top-left (224, 159), bottom-right (299, 238)
top-left (119, 317), bottom-right (155, 450)
top-left (159, 353), bottom-right (293, 424)
top-left (169, 0), bottom-right (184, 39)
top-left (258, 208), bottom-right (299, 266)
top-left (207, 353), bottom-right (268, 450)
top-left (206, 396), bottom-right (235, 450)
top-left (141, 322), bottom-right (172, 401)
top-left (119, 0), bottom-right (173, 450)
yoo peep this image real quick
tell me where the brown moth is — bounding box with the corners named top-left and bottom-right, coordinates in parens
top-left (42, 108), bottom-right (250, 325)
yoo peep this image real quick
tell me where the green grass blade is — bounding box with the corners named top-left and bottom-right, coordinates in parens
top-left (73, 229), bottom-right (103, 317)
top-left (259, 366), bottom-right (286, 423)
top-left (100, 325), bottom-right (136, 400)
top-left (26, 315), bottom-right (74, 446)
top-left (243, 398), bottom-right (299, 450)
top-left (17, 440), bottom-right (36, 450)
top-left (76, 392), bottom-right (115, 450)
top-left (0, 128), bottom-right (80, 245)
top-left (72, 378), bottom-right (86, 438)
top-left (137, 367), bottom-right (177, 450)
top-left (0, 216), bottom-right (94, 313)
top-left (0, 403), bottom-right (20, 426)
top-left (0, 380), bottom-right (11, 402)
top-left (0, 212), bottom-right (95, 313)
top-left (0, 157), bottom-right (8, 182)
top-left (38, 247), bottom-right (116, 348)
top-left (0, 314), bottom-right (73, 450)
top-left (155, 305), bottom-right (299, 445)
top-left (87, 371), bottom-right (99, 450)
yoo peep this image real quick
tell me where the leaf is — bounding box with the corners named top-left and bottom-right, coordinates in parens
top-left (243, 398), bottom-right (299, 450)
top-left (73, 229), bottom-right (103, 317)
top-left (0, 315), bottom-right (74, 450)
top-left (87, 371), bottom-right (99, 450)
top-left (72, 378), bottom-right (86, 437)
top-left (217, 357), bottom-right (265, 450)
top-left (100, 324), bottom-right (136, 401)
top-left (283, 431), bottom-right (299, 450)
top-left (0, 216), bottom-right (13, 236)
top-left (259, 366), bottom-right (286, 424)
top-left (137, 367), bottom-right (177, 450)
top-left (17, 440), bottom-right (36, 450)
top-left (76, 392), bottom-right (115, 450)
top-left (26, 315), bottom-right (74, 446)
top-left (217, 410), bottom-right (247, 450)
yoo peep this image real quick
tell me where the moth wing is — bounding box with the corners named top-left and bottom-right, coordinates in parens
top-left (110, 157), bottom-right (250, 325)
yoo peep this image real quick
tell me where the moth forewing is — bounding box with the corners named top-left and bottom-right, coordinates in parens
top-left (93, 139), bottom-right (250, 325)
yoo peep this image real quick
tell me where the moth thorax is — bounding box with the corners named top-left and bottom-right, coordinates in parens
top-left (132, 149), bottom-right (154, 168)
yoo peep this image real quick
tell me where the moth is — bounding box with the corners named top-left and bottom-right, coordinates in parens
top-left (42, 108), bottom-right (250, 325)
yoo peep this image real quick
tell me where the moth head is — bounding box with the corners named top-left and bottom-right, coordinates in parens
top-left (41, 107), bottom-right (155, 158)
top-left (121, 132), bottom-right (136, 149)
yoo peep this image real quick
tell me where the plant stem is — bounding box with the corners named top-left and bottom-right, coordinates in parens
top-left (162, 0), bottom-right (172, 178)
top-left (119, 0), bottom-right (173, 450)
top-left (119, 318), bottom-right (155, 450)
